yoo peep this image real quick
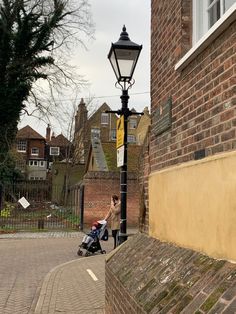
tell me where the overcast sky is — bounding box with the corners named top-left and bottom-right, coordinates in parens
top-left (19, 0), bottom-right (151, 137)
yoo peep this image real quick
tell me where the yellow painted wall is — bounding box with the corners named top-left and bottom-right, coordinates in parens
top-left (149, 151), bottom-right (236, 261)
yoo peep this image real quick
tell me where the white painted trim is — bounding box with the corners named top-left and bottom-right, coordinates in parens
top-left (175, 3), bottom-right (236, 71)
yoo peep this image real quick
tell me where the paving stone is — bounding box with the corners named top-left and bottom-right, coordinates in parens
top-left (222, 281), bottom-right (236, 301)
top-left (0, 231), bottom-right (114, 314)
top-left (208, 301), bottom-right (228, 314)
top-left (222, 299), bottom-right (236, 313)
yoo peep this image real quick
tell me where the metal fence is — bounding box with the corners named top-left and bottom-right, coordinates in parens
top-left (0, 181), bottom-right (83, 232)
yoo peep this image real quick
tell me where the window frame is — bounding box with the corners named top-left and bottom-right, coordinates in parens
top-left (110, 129), bottom-right (117, 141)
top-left (91, 128), bottom-right (101, 139)
top-left (39, 161), bottom-right (45, 167)
top-left (50, 147), bottom-right (60, 156)
top-left (192, 0), bottom-right (235, 44)
top-left (175, 2), bottom-right (236, 71)
top-left (31, 147), bottom-right (39, 156)
top-left (29, 160), bottom-right (39, 167)
top-left (127, 134), bottom-right (136, 143)
top-left (101, 112), bottom-right (109, 125)
top-left (129, 118), bottom-right (137, 129)
top-left (17, 140), bottom-right (27, 152)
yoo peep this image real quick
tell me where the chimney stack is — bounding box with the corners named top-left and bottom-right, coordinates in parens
top-left (46, 124), bottom-right (51, 142)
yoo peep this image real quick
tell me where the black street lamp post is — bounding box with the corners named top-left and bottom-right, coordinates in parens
top-left (107, 26), bottom-right (142, 244)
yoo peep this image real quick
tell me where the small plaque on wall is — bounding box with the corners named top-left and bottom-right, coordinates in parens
top-left (153, 97), bottom-right (172, 136)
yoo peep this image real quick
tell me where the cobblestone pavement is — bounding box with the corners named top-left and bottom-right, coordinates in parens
top-left (0, 231), bottom-right (113, 314)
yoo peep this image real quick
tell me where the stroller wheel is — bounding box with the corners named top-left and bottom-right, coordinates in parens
top-left (77, 249), bottom-right (83, 256)
top-left (85, 251), bottom-right (90, 257)
top-left (101, 250), bottom-right (106, 254)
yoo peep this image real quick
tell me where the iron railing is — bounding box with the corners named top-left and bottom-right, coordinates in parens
top-left (0, 181), bottom-right (83, 232)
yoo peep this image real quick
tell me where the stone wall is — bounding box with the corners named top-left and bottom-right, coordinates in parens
top-left (105, 233), bottom-right (236, 314)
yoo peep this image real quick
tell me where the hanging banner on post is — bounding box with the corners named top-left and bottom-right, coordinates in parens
top-left (116, 115), bottom-right (124, 148)
top-left (117, 145), bottom-right (125, 167)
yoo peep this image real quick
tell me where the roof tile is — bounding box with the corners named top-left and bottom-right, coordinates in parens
top-left (17, 125), bottom-right (45, 140)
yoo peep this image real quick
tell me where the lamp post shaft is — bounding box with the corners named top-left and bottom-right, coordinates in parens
top-left (107, 26), bottom-right (142, 245)
top-left (119, 89), bottom-right (129, 244)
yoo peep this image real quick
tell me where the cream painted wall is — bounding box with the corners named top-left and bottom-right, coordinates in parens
top-left (149, 151), bottom-right (236, 261)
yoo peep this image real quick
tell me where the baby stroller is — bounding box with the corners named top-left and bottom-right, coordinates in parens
top-left (77, 220), bottom-right (109, 257)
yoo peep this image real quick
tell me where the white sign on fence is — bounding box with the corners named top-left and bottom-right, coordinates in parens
top-left (18, 197), bottom-right (30, 209)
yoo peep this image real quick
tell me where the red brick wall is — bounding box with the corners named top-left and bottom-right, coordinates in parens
top-left (151, 0), bottom-right (236, 172)
top-left (27, 139), bottom-right (45, 159)
top-left (138, 128), bottom-right (151, 234)
top-left (83, 171), bottom-right (140, 227)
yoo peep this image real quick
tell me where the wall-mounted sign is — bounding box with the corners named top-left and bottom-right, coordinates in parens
top-left (153, 97), bottom-right (172, 136)
top-left (116, 115), bottom-right (124, 148)
top-left (117, 145), bottom-right (125, 167)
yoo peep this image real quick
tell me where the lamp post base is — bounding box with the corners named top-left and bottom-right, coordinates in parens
top-left (119, 232), bottom-right (128, 244)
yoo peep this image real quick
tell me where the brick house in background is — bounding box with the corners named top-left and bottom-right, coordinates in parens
top-left (73, 98), bottom-right (150, 226)
top-left (46, 125), bottom-right (72, 165)
top-left (16, 125), bottom-right (47, 180)
top-left (16, 124), bottom-right (73, 181)
top-left (73, 100), bottom-right (118, 164)
top-left (73, 98), bottom-right (148, 164)
top-left (106, 1), bottom-right (236, 313)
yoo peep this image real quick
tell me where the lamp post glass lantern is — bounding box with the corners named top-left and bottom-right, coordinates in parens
top-left (107, 26), bottom-right (142, 245)
top-left (108, 25), bottom-right (142, 83)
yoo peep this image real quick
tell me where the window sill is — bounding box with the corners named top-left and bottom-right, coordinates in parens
top-left (175, 3), bottom-right (236, 71)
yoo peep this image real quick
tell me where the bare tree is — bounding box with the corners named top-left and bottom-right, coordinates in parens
top-left (0, 0), bottom-right (94, 179)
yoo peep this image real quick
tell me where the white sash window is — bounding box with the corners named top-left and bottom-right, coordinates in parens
top-left (193, 0), bottom-right (236, 44)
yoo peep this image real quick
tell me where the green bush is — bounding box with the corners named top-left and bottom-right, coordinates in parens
top-left (0, 202), bottom-right (15, 217)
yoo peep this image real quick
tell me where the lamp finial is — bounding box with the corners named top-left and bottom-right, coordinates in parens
top-left (119, 25), bottom-right (130, 41)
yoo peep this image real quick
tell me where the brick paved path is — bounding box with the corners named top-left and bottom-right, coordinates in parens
top-left (0, 232), bottom-right (112, 314)
top-left (35, 255), bottom-right (106, 314)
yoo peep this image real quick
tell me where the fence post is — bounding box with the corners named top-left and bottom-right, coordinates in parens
top-left (79, 185), bottom-right (84, 231)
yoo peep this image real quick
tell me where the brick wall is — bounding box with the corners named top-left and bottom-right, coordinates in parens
top-left (151, 0), bottom-right (236, 172)
top-left (105, 233), bottom-right (236, 314)
top-left (27, 139), bottom-right (45, 159)
top-left (83, 171), bottom-right (140, 226)
top-left (138, 128), bottom-right (151, 234)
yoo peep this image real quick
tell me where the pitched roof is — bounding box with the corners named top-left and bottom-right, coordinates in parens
top-left (17, 125), bottom-right (45, 140)
top-left (102, 142), bottom-right (142, 172)
top-left (48, 134), bottom-right (71, 147)
top-left (88, 103), bottom-right (111, 122)
top-left (90, 138), bottom-right (109, 171)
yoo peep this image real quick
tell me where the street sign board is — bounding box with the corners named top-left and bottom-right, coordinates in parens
top-left (116, 115), bottom-right (124, 148)
top-left (117, 145), bottom-right (125, 167)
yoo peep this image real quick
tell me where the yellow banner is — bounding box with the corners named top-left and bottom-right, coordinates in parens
top-left (116, 115), bottom-right (124, 148)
